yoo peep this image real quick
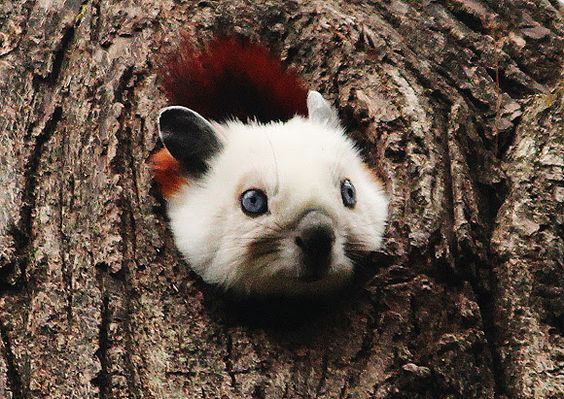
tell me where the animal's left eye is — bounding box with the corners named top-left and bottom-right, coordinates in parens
top-left (241, 189), bottom-right (268, 216)
top-left (341, 179), bottom-right (356, 208)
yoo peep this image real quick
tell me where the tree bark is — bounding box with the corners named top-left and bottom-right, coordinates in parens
top-left (0, 1), bottom-right (562, 398)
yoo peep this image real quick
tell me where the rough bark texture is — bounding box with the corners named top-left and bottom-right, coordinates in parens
top-left (0, 1), bottom-right (562, 398)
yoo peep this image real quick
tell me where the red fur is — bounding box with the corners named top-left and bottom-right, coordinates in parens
top-left (160, 35), bottom-right (308, 123)
top-left (150, 148), bottom-right (187, 198)
top-left (153, 35), bottom-right (309, 197)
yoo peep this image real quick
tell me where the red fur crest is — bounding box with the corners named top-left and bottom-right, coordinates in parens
top-left (160, 35), bottom-right (308, 123)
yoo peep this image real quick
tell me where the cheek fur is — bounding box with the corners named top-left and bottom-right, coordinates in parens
top-left (245, 233), bottom-right (282, 261)
top-left (150, 148), bottom-right (188, 198)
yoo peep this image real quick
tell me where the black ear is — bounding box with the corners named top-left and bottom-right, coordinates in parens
top-left (158, 106), bottom-right (223, 178)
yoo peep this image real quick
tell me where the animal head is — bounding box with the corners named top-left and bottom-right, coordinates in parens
top-left (154, 91), bottom-right (388, 296)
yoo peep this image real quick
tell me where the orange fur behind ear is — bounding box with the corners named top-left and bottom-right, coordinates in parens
top-left (150, 148), bottom-right (187, 198)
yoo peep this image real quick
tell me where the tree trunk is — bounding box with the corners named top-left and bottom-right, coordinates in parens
top-left (0, 1), bottom-right (562, 398)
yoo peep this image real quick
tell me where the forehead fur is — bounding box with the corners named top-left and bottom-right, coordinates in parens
top-left (207, 117), bottom-right (363, 209)
top-left (224, 117), bottom-right (359, 162)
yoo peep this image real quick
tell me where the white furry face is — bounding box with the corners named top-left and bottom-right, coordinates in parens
top-left (160, 93), bottom-right (388, 296)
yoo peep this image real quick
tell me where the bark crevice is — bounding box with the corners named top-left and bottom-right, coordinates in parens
top-left (0, 321), bottom-right (24, 399)
top-left (17, 105), bottom-right (63, 290)
top-left (92, 293), bottom-right (111, 398)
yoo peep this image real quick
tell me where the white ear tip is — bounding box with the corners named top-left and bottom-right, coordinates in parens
top-left (307, 90), bottom-right (340, 127)
top-left (158, 105), bottom-right (190, 119)
top-left (158, 105), bottom-right (213, 142)
top-left (307, 90), bottom-right (325, 106)
top-left (307, 90), bottom-right (322, 99)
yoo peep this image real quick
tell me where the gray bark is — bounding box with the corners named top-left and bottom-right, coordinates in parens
top-left (0, 0), bottom-right (562, 398)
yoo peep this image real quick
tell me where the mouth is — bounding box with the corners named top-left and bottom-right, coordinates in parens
top-left (298, 273), bottom-right (326, 283)
top-left (297, 257), bottom-right (332, 283)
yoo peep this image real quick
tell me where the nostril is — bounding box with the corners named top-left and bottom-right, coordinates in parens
top-left (296, 225), bottom-right (335, 258)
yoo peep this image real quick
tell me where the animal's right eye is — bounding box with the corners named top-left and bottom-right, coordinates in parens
top-left (341, 179), bottom-right (356, 208)
top-left (241, 189), bottom-right (268, 216)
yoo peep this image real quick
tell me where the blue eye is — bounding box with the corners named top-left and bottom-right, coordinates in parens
top-left (241, 189), bottom-right (268, 215)
top-left (341, 179), bottom-right (356, 208)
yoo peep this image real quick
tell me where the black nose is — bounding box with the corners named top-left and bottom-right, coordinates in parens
top-left (295, 225), bottom-right (335, 258)
top-left (295, 211), bottom-right (336, 279)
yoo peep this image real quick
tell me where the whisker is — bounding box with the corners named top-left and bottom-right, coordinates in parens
top-left (271, 219), bottom-right (285, 231)
top-left (249, 218), bottom-right (283, 234)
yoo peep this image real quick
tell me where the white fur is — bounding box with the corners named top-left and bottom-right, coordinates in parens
top-left (163, 92), bottom-right (388, 296)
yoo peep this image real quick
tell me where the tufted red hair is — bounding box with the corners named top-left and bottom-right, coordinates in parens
top-left (150, 148), bottom-right (187, 198)
top-left (152, 34), bottom-right (309, 198)
top-left (160, 34), bottom-right (308, 123)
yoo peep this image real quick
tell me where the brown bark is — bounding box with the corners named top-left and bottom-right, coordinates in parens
top-left (0, 1), bottom-right (562, 398)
